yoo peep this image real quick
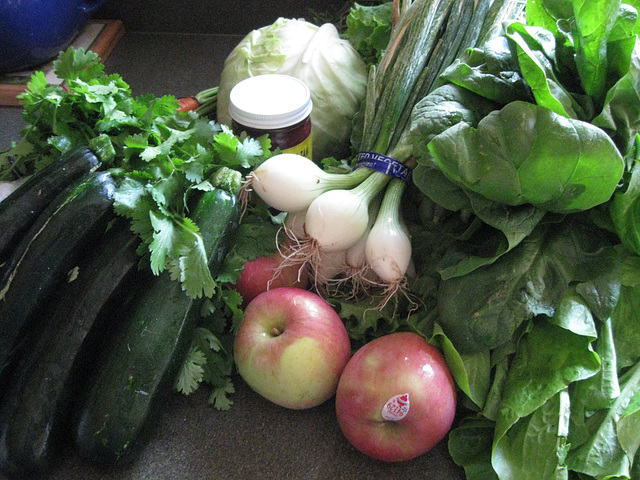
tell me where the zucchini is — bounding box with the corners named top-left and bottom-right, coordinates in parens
top-left (0, 148), bottom-right (101, 262)
top-left (74, 188), bottom-right (240, 466)
top-left (0, 170), bottom-right (117, 391)
top-left (0, 218), bottom-right (140, 477)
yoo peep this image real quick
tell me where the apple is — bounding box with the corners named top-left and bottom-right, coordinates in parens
top-left (234, 287), bottom-right (352, 409)
top-left (235, 252), bottom-right (309, 306)
top-left (335, 332), bottom-right (457, 462)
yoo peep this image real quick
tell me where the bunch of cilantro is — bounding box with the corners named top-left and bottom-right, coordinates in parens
top-left (1, 47), bottom-right (271, 295)
top-left (0, 47), bottom-right (279, 408)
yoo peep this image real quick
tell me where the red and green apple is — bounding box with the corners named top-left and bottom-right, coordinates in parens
top-left (335, 332), bottom-right (457, 462)
top-left (235, 252), bottom-right (309, 306)
top-left (234, 287), bottom-right (351, 409)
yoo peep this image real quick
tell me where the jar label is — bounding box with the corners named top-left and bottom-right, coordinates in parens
top-left (282, 134), bottom-right (313, 161)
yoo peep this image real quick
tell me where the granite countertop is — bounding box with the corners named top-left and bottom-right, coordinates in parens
top-left (0, 31), bottom-right (467, 480)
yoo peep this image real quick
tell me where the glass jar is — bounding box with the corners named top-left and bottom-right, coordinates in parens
top-left (229, 74), bottom-right (313, 160)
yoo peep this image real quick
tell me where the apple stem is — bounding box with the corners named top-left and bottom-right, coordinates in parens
top-left (271, 326), bottom-right (283, 337)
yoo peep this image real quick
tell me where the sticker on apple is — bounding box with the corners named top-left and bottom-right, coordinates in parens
top-left (382, 393), bottom-right (410, 421)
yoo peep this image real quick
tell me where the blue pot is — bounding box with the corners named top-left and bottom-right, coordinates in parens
top-left (0, 0), bottom-right (109, 73)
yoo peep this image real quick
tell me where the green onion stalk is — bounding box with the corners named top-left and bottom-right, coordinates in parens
top-left (338, 0), bottom-right (526, 295)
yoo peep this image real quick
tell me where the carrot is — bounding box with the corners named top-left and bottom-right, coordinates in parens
top-left (177, 96), bottom-right (200, 112)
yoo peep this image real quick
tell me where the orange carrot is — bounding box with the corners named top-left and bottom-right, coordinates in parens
top-left (177, 96), bottom-right (200, 112)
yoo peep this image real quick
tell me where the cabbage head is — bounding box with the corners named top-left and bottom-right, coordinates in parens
top-left (216, 18), bottom-right (368, 162)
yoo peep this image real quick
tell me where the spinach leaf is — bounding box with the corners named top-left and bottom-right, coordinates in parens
top-left (549, 288), bottom-right (598, 336)
top-left (492, 319), bottom-right (600, 467)
top-left (410, 83), bottom-right (500, 163)
top-left (440, 35), bottom-right (533, 104)
top-left (505, 22), bottom-right (585, 118)
top-left (448, 417), bottom-right (499, 480)
top-left (618, 383), bottom-right (640, 475)
top-left (572, 0), bottom-right (622, 102)
top-left (430, 323), bottom-right (492, 410)
top-left (492, 390), bottom-right (571, 480)
top-left (411, 162), bottom-right (473, 212)
top-left (572, 318), bottom-right (621, 412)
top-left (565, 360), bottom-right (640, 478)
top-left (591, 35), bottom-right (640, 156)
top-left (524, 0), bottom-right (574, 34)
top-left (612, 284), bottom-right (640, 370)
top-left (611, 248), bottom-right (640, 369)
top-left (492, 320), bottom-right (596, 415)
top-left (519, 1), bottom-right (640, 156)
top-left (436, 215), bottom-right (619, 353)
top-left (611, 161), bottom-right (640, 254)
top-left (428, 100), bottom-right (625, 213)
top-left (439, 193), bottom-right (547, 276)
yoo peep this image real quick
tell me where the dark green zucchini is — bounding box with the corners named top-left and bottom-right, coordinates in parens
top-left (74, 188), bottom-right (240, 466)
top-left (0, 170), bottom-right (118, 391)
top-left (0, 218), bottom-right (140, 477)
top-left (0, 148), bottom-right (101, 262)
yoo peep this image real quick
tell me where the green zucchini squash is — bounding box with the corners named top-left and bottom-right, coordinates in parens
top-left (0, 170), bottom-right (118, 391)
top-left (74, 187), bottom-right (240, 466)
top-left (0, 218), bottom-right (140, 477)
top-left (0, 148), bottom-right (101, 262)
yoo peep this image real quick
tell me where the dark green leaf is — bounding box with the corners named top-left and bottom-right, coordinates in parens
top-left (505, 22), bottom-right (584, 118)
top-left (611, 161), bottom-right (640, 255)
top-left (437, 215), bottom-right (619, 352)
top-left (448, 416), bottom-right (499, 480)
top-left (591, 41), bottom-right (640, 157)
top-left (430, 323), bottom-right (492, 410)
top-left (429, 101), bottom-right (625, 213)
top-left (493, 319), bottom-right (600, 449)
top-left (565, 361), bottom-right (640, 478)
top-left (573, 0), bottom-right (622, 101)
top-left (493, 390), bottom-right (571, 480)
top-left (440, 35), bottom-right (533, 105)
top-left (410, 83), bottom-right (500, 163)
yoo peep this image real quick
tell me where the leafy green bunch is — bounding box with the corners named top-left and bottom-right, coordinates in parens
top-left (1, 47), bottom-right (271, 300)
top-left (345, 1), bottom-right (394, 66)
top-left (394, 1), bottom-right (640, 478)
top-left (2, 48), bottom-right (153, 177)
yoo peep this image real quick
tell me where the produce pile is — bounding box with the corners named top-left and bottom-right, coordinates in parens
top-left (1, 0), bottom-right (640, 478)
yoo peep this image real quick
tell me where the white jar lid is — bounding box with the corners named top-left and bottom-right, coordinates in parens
top-left (228, 74), bottom-right (313, 129)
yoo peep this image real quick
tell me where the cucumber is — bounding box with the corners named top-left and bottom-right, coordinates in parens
top-left (0, 170), bottom-right (118, 391)
top-left (74, 188), bottom-right (240, 466)
top-left (0, 148), bottom-right (101, 262)
top-left (0, 219), bottom-right (140, 477)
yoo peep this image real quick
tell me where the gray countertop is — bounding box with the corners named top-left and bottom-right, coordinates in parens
top-left (0, 31), bottom-right (467, 480)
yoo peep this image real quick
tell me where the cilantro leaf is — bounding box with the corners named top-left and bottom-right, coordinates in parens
top-left (53, 47), bottom-right (104, 81)
top-left (128, 198), bottom-right (156, 247)
top-left (209, 379), bottom-right (235, 410)
top-left (174, 324), bottom-right (237, 409)
top-left (20, 70), bottom-right (48, 98)
top-left (177, 235), bottom-right (217, 299)
top-left (113, 177), bottom-right (147, 217)
top-left (175, 345), bottom-right (207, 395)
top-left (222, 289), bottom-right (245, 335)
top-left (198, 327), bottom-right (224, 352)
top-left (149, 211), bottom-right (181, 274)
top-left (183, 158), bottom-right (206, 183)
